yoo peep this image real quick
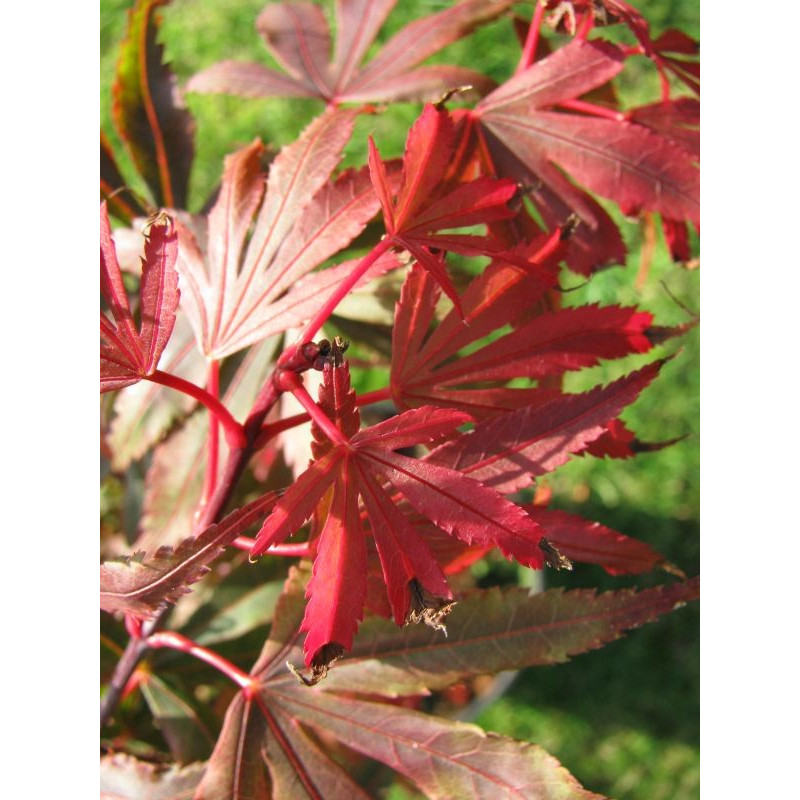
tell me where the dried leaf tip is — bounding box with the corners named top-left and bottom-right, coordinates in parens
top-left (433, 85), bottom-right (474, 109)
top-left (540, 538), bottom-right (573, 571)
top-left (406, 579), bottom-right (456, 636)
top-left (287, 643), bottom-right (346, 687)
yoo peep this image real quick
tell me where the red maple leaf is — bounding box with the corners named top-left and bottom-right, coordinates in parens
top-left (473, 38), bottom-right (699, 230)
top-left (250, 355), bottom-right (547, 681)
top-left (100, 202), bottom-right (179, 392)
top-left (368, 103), bottom-right (522, 311)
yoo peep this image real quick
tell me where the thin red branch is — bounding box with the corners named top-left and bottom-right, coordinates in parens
top-left (146, 631), bottom-right (254, 690)
top-left (279, 238), bottom-right (394, 368)
top-left (516, 1), bottom-right (546, 74)
top-left (149, 369), bottom-right (246, 449)
top-left (200, 360), bottom-right (221, 509)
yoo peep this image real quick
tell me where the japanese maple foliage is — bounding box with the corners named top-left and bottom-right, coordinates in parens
top-left (101, 1), bottom-right (699, 797)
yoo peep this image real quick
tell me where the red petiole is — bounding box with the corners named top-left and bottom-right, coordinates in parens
top-left (148, 369), bottom-right (246, 449)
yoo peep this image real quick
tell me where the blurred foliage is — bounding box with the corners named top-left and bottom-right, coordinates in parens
top-left (101, 1), bottom-right (699, 798)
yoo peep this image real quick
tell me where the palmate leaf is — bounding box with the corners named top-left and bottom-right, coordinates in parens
top-left (101, 203), bottom-right (180, 393)
top-left (251, 359), bottom-right (552, 677)
top-left (107, 309), bottom-right (205, 471)
top-left (175, 109), bottom-right (397, 359)
top-left (368, 104), bottom-right (519, 311)
top-left (270, 690), bottom-right (605, 800)
top-left (390, 258), bottom-right (671, 423)
top-left (187, 0), bottom-right (512, 106)
top-left (100, 493), bottom-right (278, 618)
top-left (198, 566), bottom-right (611, 799)
top-left (474, 38), bottom-right (699, 229)
top-left (111, 0), bottom-right (195, 209)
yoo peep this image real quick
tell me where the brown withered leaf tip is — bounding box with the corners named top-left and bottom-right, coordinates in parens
top-left (433, 85), bottom-right (474, 110)
top-left (287, 643), bottom-right (346, 687)
top-left (406, 579), bottom-right (456, 636)
top-left (540, 537), bottom-right (573, 571)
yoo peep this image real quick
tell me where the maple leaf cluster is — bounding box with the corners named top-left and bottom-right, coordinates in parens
top-left (101, 0), bottom-right (699, 796)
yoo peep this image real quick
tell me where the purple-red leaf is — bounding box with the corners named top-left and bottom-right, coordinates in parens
top-left (101, 203), bottom-right (179, 393)
top-left (428, 304), bottom-right (654, 387)
top-left (528, 507), bottom-right (684, 577)
top-left (360, 448), bottom-right (545, 568)
top-left (188, 0), bottom-right (512, 105)
top-left (477, 38), bottom-right (699, 226)
top-left (111, 0), bottom-right (195, 208)
top-left (100, 493), bottom-right (278, 618)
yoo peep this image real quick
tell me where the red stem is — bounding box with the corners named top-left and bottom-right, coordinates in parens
top-left (149, 369), bottom-right (246, 449)
top-left (146, 631), bottom-right (254, 691)
top-left (557, 98), bottom-right (628, 122)
top-left (516, 1), bottom-right (546, 74)
top-left (254, 386), bottom-right (393, 449)
top-left (277, 371), bottom-right (349, 448)
top-left (279, 238), bottom-right (394, 368)
top-left (200, 361), bottom-right (221, 509)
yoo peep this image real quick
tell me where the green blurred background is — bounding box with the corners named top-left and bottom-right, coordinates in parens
top-left (101, 2), bottom-right (699, 797)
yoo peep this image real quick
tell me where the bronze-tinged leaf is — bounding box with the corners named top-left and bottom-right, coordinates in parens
top-left (194, 693), bottom-right (270, 800)
top-left (268, 688), bottom-right (605, 800)
top-left (251, 563), bottom-right (311, 678)
top-left (313, 578), bottom-right (700, 697)
top-left (263, 705), bottom-right (372, 800)
top-left (100, 753), bottom-right (204, 800)
top-left (111, 0), bottom-right (195, 208)
top-left (100, 493), bottom-right (278, 618)
top-left (196, 693), bottom-right (370, 800)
